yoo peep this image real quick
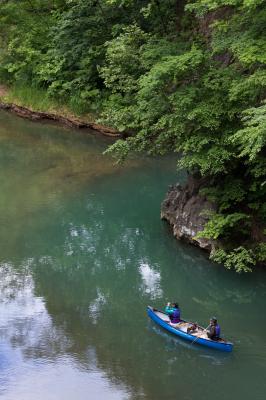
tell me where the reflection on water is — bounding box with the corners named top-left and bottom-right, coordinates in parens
top-left (89, 289), bottom-right (108, 324)
top-left (0, 110), bottom-right (265, 400)
top-left (139, 262), bottom-right (163, 299)
top-left (0, 262), bottom-right (130, 400)
top-left (0, 262), bottom-right (70, 360)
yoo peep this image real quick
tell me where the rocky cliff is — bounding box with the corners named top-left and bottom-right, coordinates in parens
top-left (161, 176), bottom-right (217, 252)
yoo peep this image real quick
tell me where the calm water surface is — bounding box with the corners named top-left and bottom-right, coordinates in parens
top-left (0, 110), bottom-right (265, 400)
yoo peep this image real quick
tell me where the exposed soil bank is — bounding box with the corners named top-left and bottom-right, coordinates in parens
top-left (0, 102), bottom-right (121, 138)
top-left (161, 175), bottom-right (217, 252)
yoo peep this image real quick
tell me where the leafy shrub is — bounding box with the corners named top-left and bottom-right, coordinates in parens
top-left (211, 247), bottom-right (256, 273)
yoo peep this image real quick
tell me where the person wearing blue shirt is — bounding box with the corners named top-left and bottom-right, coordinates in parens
top-left (165, 302), bottom-right (181, 323)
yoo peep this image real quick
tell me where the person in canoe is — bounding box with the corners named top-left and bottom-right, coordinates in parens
top-left (165, 302), bottom-right (181, 324)
top-left (207, 317), bottom-right (221, 341)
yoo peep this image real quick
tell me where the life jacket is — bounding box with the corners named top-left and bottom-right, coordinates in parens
top-left (215, 324), bottom-right (221, 339)
top-left (171, 307), bottom-right (181, 323)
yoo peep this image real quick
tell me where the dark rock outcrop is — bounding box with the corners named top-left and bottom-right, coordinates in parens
top-left (161, 175), bottom-right (217, 252)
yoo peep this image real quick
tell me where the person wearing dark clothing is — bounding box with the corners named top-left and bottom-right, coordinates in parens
top-left (165, 302), bottom-right (181, 323)
top-left (207, 317), bottom-right (221, 340)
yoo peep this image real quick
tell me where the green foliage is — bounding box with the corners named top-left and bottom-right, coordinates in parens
top-left (0, 0), bottom-right (59, 83)
top-left (68, 94), bottom-right (91, 115)
top-left (255, 243), bottom-right (266, 263)
top-left (197, 212), bottom-right (249, 240)
top-left (231, 104), bottom-right (266, 161)
top-left (4, 84), bottom-right (60, 112)
top-left (211, 247), bottom-right (256, 273)
top-left (100, 25), bottom-right (149, 94)
top-left (200, 179), bottom-right (246, 211)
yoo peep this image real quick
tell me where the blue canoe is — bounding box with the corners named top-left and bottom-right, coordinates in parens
top-left (147, 306), bottom-right (233, 352)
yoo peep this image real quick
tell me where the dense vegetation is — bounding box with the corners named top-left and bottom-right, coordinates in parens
top-left (0, 0), bottom-right (265, 271)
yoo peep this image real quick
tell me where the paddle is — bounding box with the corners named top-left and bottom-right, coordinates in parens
top-left (191, 324), bottom-right (210, 345)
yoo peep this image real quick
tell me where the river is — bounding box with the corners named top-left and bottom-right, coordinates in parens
top-left (0, 110), bottom-right (265, 400)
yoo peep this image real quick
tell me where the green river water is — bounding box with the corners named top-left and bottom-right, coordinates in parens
top-left (0, 110), bottom-right (265, 400)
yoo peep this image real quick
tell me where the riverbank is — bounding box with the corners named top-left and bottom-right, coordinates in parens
top-left (0, 85), bottom-right (121, 137)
